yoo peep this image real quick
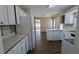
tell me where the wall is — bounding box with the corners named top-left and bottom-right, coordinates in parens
top-left (54, 16), bottom-right (61, 29)
top-left (73, 6), bottom-right (79, 53)
top-left (39, 17), bottom-right (53, 32)
top-left (63, 24), bottom-right (75, 30)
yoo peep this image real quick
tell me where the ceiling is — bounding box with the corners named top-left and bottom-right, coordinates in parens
top-left (20, 5), bottom-right (75, 17)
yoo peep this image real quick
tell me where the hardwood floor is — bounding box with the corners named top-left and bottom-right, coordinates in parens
top-left (28, 32), bottom-right (62, 54)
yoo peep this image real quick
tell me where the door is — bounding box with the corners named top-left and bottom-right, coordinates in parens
top-left (31, 16), bottom-right (36, 49)
top-left (20, 38), bottom-right (26, 54)
top-left (7, 5), bottom-right (16, 25)
top-left (0, 6), bottom-right (8, 25)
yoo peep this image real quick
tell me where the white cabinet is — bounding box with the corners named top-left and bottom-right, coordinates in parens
top-left (47, 30), bottom-right (53, 41)
top-left (52, 30), bottom-right (63, 40)
top-left (15, 6), bottom-right (20, 24)
top-left (0, 5), bottom-right (26, 25)
top-left (20, 38), bottom-right (26, 54)
top-left (65, 9), bottom-right (78, 24)
top-left (0, 6), bottom-right (8, 25)
top-left (7, 42), bottom-right (21, 54)
top-left (25, 36), bottom-right (29, 53)
top-left (47, 30), bottom-right (63, 41)
top-left (7, 5), bottom-right (16, 25)
top-left (7, 36), bottom-right (29, 54)
top-left (65, 12), bottom-right (74, 24)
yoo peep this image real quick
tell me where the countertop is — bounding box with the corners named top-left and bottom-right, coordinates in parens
top-left (46, 29), bottom-right (76, 32)
top-left (46, 29), bottom-right (63, 31)
top-left (3, 33), bottom-right (28, 53)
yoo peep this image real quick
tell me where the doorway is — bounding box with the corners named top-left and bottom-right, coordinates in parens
top-left (35, 19), bottom-right (42, 48)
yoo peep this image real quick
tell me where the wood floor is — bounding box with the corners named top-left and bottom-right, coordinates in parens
top-left (28, 32), bottom-right (62, 54)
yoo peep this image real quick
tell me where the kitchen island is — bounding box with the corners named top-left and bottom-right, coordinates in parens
top-left (46, 29), bottom-right (64, 41)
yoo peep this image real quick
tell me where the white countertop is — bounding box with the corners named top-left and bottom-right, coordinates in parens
top-left (46, 29), bottom-right (64, 31)
top-left (47, 29), bottom-right (76, 32)
top-left (3, 33), bottom-right (28, 53)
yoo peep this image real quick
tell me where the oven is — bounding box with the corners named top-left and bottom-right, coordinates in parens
top-left (64, 31), bottom-right (75, 45)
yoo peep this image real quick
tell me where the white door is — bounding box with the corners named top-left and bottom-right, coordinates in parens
top-left (7, 5), bottom-right (16, 25)
top-left (0, 6), bottom-right (8, 25)
top-left (31, 16), bottom-right (36, 49)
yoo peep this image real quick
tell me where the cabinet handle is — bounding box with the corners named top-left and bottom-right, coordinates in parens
top-left (0, 22), bottom-right (3, 24)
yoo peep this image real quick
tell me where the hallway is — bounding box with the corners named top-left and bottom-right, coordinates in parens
top-left (28, 32), bottom-right (62, 54)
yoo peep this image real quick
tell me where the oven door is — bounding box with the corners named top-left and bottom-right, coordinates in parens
top-left (62, 39), bottom-right (74, 54)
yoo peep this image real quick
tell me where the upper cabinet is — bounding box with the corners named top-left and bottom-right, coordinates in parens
top-left (7, 5), bottom-right (16, 25)
top-left (65, 9), bottom-right (78, 24)
top-left (0, 6), bottom-right (9, 25)
top-left (0, 5), bottom-right (22, 25)
top-left (15, 6), bottom-right (21, 24)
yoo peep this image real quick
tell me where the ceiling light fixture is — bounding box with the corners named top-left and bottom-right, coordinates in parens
top-left (49, 5), bottom-right (55, 8)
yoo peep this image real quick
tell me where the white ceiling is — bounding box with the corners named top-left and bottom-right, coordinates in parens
top-left (20, 5), bottom-right (74, 17)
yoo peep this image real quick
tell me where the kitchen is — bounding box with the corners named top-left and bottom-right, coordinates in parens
top-left (46, 6), bottom-right (77, 53)
top-left (0, 5), bottom-right (79, 54)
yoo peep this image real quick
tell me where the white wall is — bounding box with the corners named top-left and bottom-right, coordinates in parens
top-left (54, 16), bottom-right (61, 29)
top-left (40, 17), bottom-right (53, 32)
top-left (73, 6), bottom-right (79, 53)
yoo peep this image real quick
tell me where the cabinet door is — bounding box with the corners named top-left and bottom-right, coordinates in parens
top-left (69, 13), bottom-right (74, 24)
top-left (65, 12), bottom-right (74, 24)
top-left (25, 36), bottom-right (28, 53)
top-left (65, 13), bottom-right (70, 24)
top-left (15, 6), bottom-right (20, 24)
top-left (7, 40), bottom-right (25, 54)
top-left (47, 30), bottom-right (53, 41)
top-left (0, 6), bottom-right (8, 25)
top-left (11, 42), bottom-right (21, 54)
top-left (53, 30), bottom-right (62, 40)
top-left (20, 38), bottom-right (26, 54)
top-left (7, 5), bottom-right (16, 25)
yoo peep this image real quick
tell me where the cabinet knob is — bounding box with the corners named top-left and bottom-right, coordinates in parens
top-left (0, 22), bottom-right (3, 24)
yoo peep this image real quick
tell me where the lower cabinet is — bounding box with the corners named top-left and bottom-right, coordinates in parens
top-left (47, 30), bottom-right (63, 41)
top-left (7, 36), bottom-right (29, 54)
top-left (25, 36), bottom-right (29, 53)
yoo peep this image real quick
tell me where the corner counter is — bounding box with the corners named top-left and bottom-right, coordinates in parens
top-left (3, 33), bottom-right (28, 53)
